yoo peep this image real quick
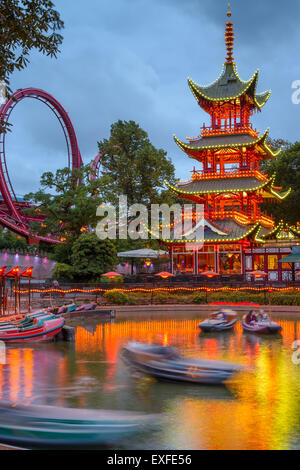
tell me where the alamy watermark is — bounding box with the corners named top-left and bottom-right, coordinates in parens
top-left (291, 81), bottom-right (300, 104)
top-left (95, 196), bottom-right (205, 249)
top-left (292, 340), bottom-right (300, 365)
top-left (0, 81), bottom-right (6, 105)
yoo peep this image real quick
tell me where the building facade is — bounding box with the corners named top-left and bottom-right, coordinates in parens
top-left (163, 6), bottom-right (300, 281)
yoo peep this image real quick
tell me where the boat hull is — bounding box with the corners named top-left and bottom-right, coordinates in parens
top-left (0, 318), bottom-right (65, 342)
top-left (122, 342), bottom-right (244, 385)
top-left (242, 322), bottom-right (282, 335)
top-left (0, 402), bottom-right (157, 449)
top-left (199, 319), bottom-right (237, 332)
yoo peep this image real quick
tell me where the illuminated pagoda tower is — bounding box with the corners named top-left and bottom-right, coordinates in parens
top-left (163, 4), bottom-right (300, 282)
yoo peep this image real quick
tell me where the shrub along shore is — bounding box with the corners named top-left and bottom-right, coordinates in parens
top-left (102, 290), bottom-right (300, 306)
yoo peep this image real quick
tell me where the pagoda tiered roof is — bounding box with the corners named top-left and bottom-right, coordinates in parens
top-left (188, 63), bottom-right (271, 112)
top-left (165, 173), bottom-right (290, 201)
top-left (166, 174), bottom-right (274, 196)
top-left (174, 129), bottom-right (281, 161)
top-left (160, 216), bottom-right (261, 244)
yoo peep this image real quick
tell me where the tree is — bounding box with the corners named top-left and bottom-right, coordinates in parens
top-left (70, 233), bottom-right (117, 281)
top-left (97, 120), bottom-right (177, 206)
top-left (24, 165), bottom-right (102, 243)
top-left (0, 0), bottom-right (63, 93)
top-left (261, 141), bottom-right (300, 224)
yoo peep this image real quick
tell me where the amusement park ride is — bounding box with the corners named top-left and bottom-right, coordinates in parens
top-left (0, 88), bottom-right (101, 244)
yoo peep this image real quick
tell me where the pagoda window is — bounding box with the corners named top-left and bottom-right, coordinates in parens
top-left (280, 260), bottom-right (292, 270)
top-left (268, 255), bottom-right (278, 271)
top-left (198, 252), bottom-right (216, 273)
top-left (173, 253), bottom-right (195, 275)
top-left (218, 245), bottom-right (242, 275)
top-left (219, 252), bottom-right (241, 274)
top-left (254, 254), bottom-right (265, 270)
top-left (197, 245), bottom-right (215, 253)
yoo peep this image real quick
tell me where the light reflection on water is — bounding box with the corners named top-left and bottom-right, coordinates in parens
top-left (0, 314), bottom-right (300, 449)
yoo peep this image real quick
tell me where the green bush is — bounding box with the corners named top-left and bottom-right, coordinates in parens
top-left (152, 292), bottom-right (170, 304)
top-left (103, 291), bottom-right (128, 305)
top-left (53, 262), bottom-right (74, 281)
top-left (103, 289), bottom-right (300, 306)
top-left (100, 276), bottom-right (123, 284)
top-left (127, 295), bottom-right (138, 305)
top-left (191, 293), bottom-right (206, 304)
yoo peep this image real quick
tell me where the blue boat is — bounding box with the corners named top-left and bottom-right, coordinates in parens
top-left (0, 401), bottom-right (159, 448)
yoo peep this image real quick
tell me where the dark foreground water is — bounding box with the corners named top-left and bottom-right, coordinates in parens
top-left (1, 311), bottom-right (300, 450)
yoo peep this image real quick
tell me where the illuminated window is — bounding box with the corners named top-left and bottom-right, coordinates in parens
top-left (254, 255), bottom-right (264, 270)
top-left (173, 254), bottom-right (194, 274)
top-left (281, 262), bottom-right (292, 270)
top-left (198, 253), bottom-right (216, 273)
top-left (219, 253), bottom-right (241, 274)
top-left (268, 255), bottom-right (278, 270)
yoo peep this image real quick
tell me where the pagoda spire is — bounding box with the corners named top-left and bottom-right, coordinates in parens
top-left (225, 2), bottom-right (234, 64)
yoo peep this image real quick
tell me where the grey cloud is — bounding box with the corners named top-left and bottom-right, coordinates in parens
top-left (5, 0), bottom-right (300, 195)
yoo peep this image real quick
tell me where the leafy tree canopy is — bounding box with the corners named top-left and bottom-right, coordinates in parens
top-left (0, 0), bottom-right (63, 93)
top-left (24, 165), bottom-right (102, 244)
top-left (261, 140), bottom-right (300, 224)
top-left (97, 120), bottom-right (177, 206)
top-left (53, 233), bottom-right (117, 282)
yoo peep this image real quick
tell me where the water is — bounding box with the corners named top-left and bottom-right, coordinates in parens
top-left (0, 311), bottom-right (300, 450)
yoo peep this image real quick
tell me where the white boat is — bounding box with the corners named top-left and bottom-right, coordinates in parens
top-left (199, 309), bottom-right (238, 332)
top-left (122, 342), bottom-right (244, 385)
top-left (242, 312), bottom-right (282, 335)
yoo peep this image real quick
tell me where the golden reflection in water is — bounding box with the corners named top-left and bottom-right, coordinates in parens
top-left (0, 318), bottom-right (299, 448)
top-left (23, 349), bottom-right (33, 399)
top-left (74, 318), bottom-right (300, 449)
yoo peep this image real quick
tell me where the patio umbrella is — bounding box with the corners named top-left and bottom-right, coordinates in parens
top-left (117, 248), bottom-right (169, 258)
top-left (201, 271), bottom-right (219, 302)
top-left (154, 272), bottom-right (175, 279)
top-left (101, 271), bottom-right (122, 279)
top-left (248, 270), bottom-right (268, 278)
top-left (117, 248), bottom-right (169, 275)
top-left (201, 271), bottom-right (219, 279)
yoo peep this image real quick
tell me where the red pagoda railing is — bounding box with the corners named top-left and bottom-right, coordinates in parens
top-left (187, 124), bottom-right (259, 142)
top-left (208, 209), bottom-right (274, 227)
top-left (178, 169), bottom-right (268, 184)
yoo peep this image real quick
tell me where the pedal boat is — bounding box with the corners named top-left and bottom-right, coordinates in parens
top-left (0, 401), bottom-right (158, 448)
top-left (122, 342), bottom-right (244, 385)
top-left (0, 315), bottom-right (64, 342)
top-left (242, 314), bottom-right (282, 334)
top-left (199, 309), bottom-right (238, 332)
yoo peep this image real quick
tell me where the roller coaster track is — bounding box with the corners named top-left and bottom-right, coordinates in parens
top-left (0, 88), bottom-right (84, 243)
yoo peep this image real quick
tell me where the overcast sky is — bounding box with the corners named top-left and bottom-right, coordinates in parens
top-left (6, 0), bottom-right (300, 195)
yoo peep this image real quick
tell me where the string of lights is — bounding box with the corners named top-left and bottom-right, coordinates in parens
top-left (14, 286), bottom-right (300, 295)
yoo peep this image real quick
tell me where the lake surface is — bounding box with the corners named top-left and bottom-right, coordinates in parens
top-left (1, 312), bottom-right (300, 450)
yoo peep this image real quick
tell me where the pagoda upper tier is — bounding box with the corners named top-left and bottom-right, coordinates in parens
top-left (174, 128), bottom-right (281, 163)
top-left (188, 63), bottom-right (271, 114)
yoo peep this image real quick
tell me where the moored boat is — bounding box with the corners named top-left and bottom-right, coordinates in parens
top-left (0, 401), bottom-right (158, 448)
top-left (0, 316), bottom-right (64, 342)
top-left (122, 342), bottom-right (244, 385)
top-left (242, 311), bottom-right (282, 334)
top-left (199, 309), bottom-right (238, 332)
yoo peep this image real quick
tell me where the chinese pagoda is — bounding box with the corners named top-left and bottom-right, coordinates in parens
top-left (163, 4), bottom-right (300, 282)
